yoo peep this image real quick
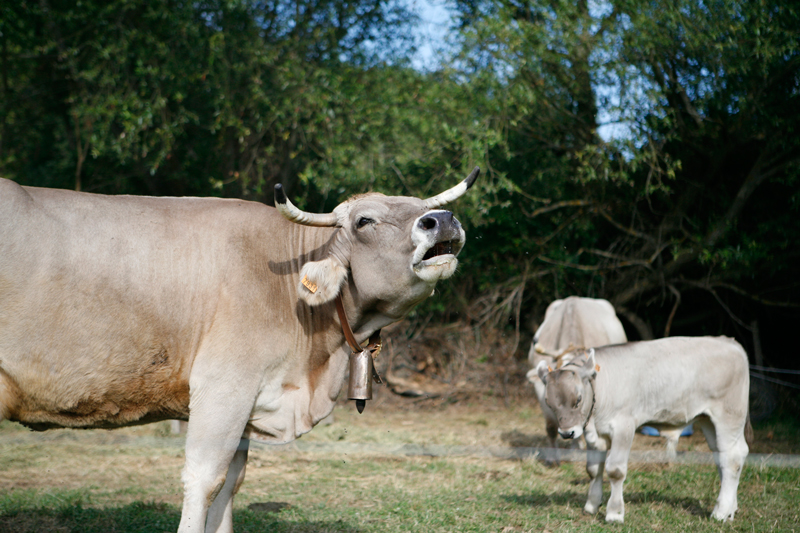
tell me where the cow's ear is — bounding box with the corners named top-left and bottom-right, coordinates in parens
top-left (297, 256), bottom-right (348, 306)
top-left (536, 360), bottom-right (551, 384)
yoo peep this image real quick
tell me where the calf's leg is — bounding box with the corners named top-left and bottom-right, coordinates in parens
top-left (659, 428), bottom-right (682, 462)
top-left (696, 417), bottom-right (722, 479)
top-left (709, 421), bottom-right (748, 521)
top-left (604, 420), bottom-right (635, 523)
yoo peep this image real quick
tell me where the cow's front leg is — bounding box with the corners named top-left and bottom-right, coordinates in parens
top-left (533, 376), bottom-right (560, 466)
top-left (205, 439), bottom-right (250, 533)
top-left (604, 420), bottom-right (635, 523)
top-left (178, 388), bottom-right (255, 533)
top-left (583, 420), bottom-right (607, 515)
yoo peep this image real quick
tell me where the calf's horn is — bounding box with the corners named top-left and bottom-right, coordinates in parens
top-left (423, 166), bottom-right (480, 209)
top-left (274, 184), bottom-right (339, 227)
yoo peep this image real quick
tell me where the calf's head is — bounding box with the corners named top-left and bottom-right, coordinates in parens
top-left (536, 348), bottom-right (597, 439)
top-left (275, 168), bottom-right (479, 318)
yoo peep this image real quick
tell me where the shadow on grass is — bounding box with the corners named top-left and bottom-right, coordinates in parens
top-left (500, 429), bottom-right (550, 448)
top-left (503, 490), bottom-right (587, 508)
top-left (0, 501), bottom-right (363, 533)
top-left (623, 490), bottom-right (708, 518)
top-left (504, 489), bottom-right (709, 519)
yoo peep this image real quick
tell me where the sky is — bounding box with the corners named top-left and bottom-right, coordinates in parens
top-left (408, 0), bottom-right (454, 70)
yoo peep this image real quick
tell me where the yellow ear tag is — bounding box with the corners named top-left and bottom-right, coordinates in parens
top-left (595, 364), bottom-right (601, 372)
top-left (301, 275), bottom-right (318, 294)
top-left (547, 366), bottom-right (553, 372)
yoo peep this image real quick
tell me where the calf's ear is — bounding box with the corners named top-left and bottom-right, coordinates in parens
top-left (298, 256), bottom-right (348, 306)
top-left (536, 360), bottom-right (551, 384)
top-left (581, 348), bottom-right (598, 379)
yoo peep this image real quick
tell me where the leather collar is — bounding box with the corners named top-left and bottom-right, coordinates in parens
top-left (335, 294), bottom-right (383, 382)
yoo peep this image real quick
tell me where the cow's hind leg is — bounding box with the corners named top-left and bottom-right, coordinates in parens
top-left (583, 420), bottom-right (607, 515)
top-left (205, 439), bottom-right (249, 533)
top-left (604, 419), bottom-right (635, 523)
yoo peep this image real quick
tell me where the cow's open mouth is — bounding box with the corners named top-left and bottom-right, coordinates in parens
top-left (422, 240), bottom-right (454, 261)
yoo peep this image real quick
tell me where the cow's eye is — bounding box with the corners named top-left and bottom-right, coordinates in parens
top-left (356, 217), bottom-right (374, 229)
top-left (574, 395), bottom-right (582, 407)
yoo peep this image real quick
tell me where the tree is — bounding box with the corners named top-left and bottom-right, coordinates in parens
top-left (0, 0), bottom-right (418, 200)
top-left (449, 0), bottom-right (800, 359)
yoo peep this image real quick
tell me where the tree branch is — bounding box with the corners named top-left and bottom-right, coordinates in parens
top-left (597, 208), bottom-right (654, 243)
top-left (678, 280), bottom-right (800, 309)
top-left (663, 284), bottom-right (681, 337)
top-left (521, 199), bottom-right (592, 219)
top-left (616, 306), bottom-right (653, 340)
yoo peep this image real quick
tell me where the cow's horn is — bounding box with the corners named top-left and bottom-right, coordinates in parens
top-left (274, 184), bottom-right (339, 227)
top-left (424, 166), bottom-right (480, 209)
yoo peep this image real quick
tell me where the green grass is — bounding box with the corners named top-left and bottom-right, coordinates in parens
top-left (2, 457), bottom-right (799, 532)
top-left (2, 402), bottom-right (799, 532)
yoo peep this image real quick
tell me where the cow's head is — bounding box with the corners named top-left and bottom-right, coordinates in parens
top-left (536, 348), bottom-right (597, 439)
top-left (275, 168), bottom-right (479, 318)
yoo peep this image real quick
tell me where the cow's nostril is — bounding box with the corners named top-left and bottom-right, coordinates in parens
top-left (418, 217), bottom-right (437, 231)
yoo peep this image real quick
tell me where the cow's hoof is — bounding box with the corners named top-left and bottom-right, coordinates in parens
top-left (605, 512), bottom-right (624, 523)
top-left (583, 502), bottom-right (598, 515)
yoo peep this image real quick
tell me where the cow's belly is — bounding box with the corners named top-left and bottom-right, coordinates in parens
top-left (0, 353), bottom-right (191, 430)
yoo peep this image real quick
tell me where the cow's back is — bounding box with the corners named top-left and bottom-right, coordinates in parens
top-left (531, 296), bottom-right (627, 360)
top-left (0, 180), bottom-right (303, 429)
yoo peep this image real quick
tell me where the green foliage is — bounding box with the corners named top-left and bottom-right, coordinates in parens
top-left (1, 0), bottom-right (798, 354)
top-left (0, 0), bottom-right (419, 199)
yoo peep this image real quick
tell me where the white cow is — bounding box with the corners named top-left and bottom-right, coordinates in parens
top-left (536, 336), bottom-right (752, 523)
top-left (0, 168), bottom-right (479, 532)
top-left (526, 297), bottom-right (628, 464)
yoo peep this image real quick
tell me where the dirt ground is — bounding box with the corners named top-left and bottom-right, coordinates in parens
top-left (0, 385), bottom-right (718, 457)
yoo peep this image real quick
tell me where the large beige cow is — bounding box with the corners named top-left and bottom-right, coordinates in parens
top-left (0, 168), bottom-right (478, 532)
top-left (526, 296), bottom-right (628, 464)
top-left (536, 337), bottom-right (752, 523)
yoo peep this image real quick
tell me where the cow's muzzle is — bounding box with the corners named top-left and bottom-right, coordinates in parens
top-left (411, 210), bottom-right (465, 279)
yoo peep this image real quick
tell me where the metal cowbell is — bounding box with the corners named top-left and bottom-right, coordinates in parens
top-left (348, 349), bottom-right (373, 413)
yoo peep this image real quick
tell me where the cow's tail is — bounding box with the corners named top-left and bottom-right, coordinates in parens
top-left (744, 410), bottom-right (754, 447)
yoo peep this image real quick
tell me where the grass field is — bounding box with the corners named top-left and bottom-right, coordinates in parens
top-left (1, 392), bottom-right (799, 532)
